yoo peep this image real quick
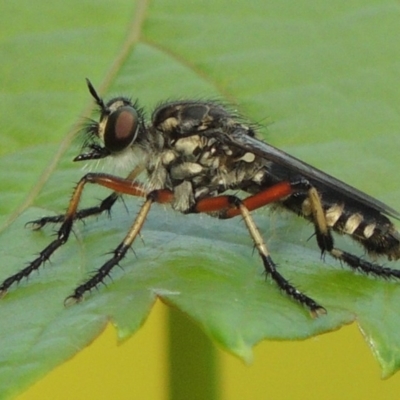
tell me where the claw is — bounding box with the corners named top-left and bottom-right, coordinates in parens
top-left (64, 294), bottom-right (83, 307)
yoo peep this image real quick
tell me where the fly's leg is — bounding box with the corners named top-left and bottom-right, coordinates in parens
top-left (329, 249), bottom-right (400, 278)
top-left (191, 180), bottom-right (327, 317)
top-left (27, 192), bottom-right (119, 230)
top-left (65, 189), bottom-right (173, 304)
top-left (238, 198), bottom-right (326, 317)
top-left (0, 173), bottom-right (148, 297)
top-left (224, 178), bottom-right (400, 278)
top-left (222, 178), bottom-right (400, 300)
top-left (26, 166), bottom-right (144, 230)
top-left (220, 179), bottom-right (400, 310)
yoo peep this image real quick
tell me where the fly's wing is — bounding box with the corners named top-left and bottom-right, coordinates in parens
top-left (228, 130), bottom-right (400, 219)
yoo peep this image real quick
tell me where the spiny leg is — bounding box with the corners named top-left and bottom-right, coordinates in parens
top-left (239, 200), bottom-right (326, 317)
top-left (27, 192), bottom-right (119, 230)
top-left (64, 198), bottom-right (152, 304)
top-left (0, 172), bottom-right (148, 297)
top-left (65, 181), bottom-right (314, 307)
top-left (0, 218), bottom-right (73, 298)
top-left (330, 249), bottom-right (400, 278)
top-left (26, 166), bottom-right (144, 230)
top-left (65, 189), bottom-right (174, 304)
top-left (191, 183), bottom-right (327, 317)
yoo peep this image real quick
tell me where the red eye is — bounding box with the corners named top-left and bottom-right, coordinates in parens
top-left (104, 106), bottom-right (139, 152)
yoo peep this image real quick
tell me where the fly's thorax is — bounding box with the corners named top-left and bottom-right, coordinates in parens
top-left (145, 99), bottom-right (269, 203)
top-left (152, 100), bottom-right (236, 138)
top-left (143, 124), bottom-right (268, 212)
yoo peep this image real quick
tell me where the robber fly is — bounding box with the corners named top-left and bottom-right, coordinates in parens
top-left (1, 79), bottom-right (400, 317)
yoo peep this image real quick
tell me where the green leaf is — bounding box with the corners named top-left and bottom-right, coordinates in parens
top-left (1, 0), bottom-right (400, 396)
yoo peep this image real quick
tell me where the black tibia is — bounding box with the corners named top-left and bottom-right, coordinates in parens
top-left (261, 254), bottom-right (326, 317)
top-left (65, 242), bottom-right (130, 305)
top-left (65, 195), bottom-right (155, 303)
top-left (27, 193), bottom-right (119, 230)
top-left (226, 195), bottom-right (325, 316)
top-left (0, 219), bottom-right (73, 295)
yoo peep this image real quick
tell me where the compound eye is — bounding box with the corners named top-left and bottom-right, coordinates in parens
top-left (104, 106), bottom-right (139, 152)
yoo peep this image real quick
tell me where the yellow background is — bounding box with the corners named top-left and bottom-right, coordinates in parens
top-left (17, 301), bottom-right (400, 400)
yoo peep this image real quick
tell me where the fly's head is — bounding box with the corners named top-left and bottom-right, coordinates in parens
top-left (74, 79), bottom-right (146, 163)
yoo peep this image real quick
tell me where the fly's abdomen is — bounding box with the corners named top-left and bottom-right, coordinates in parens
top-left (326, 203), bottom-right (400, 260)
top-left (283, 193), bottom-right (400, 261)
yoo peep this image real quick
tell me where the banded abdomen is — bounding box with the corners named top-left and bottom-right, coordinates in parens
top-left (282, 191), bottom-right (400, 261)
